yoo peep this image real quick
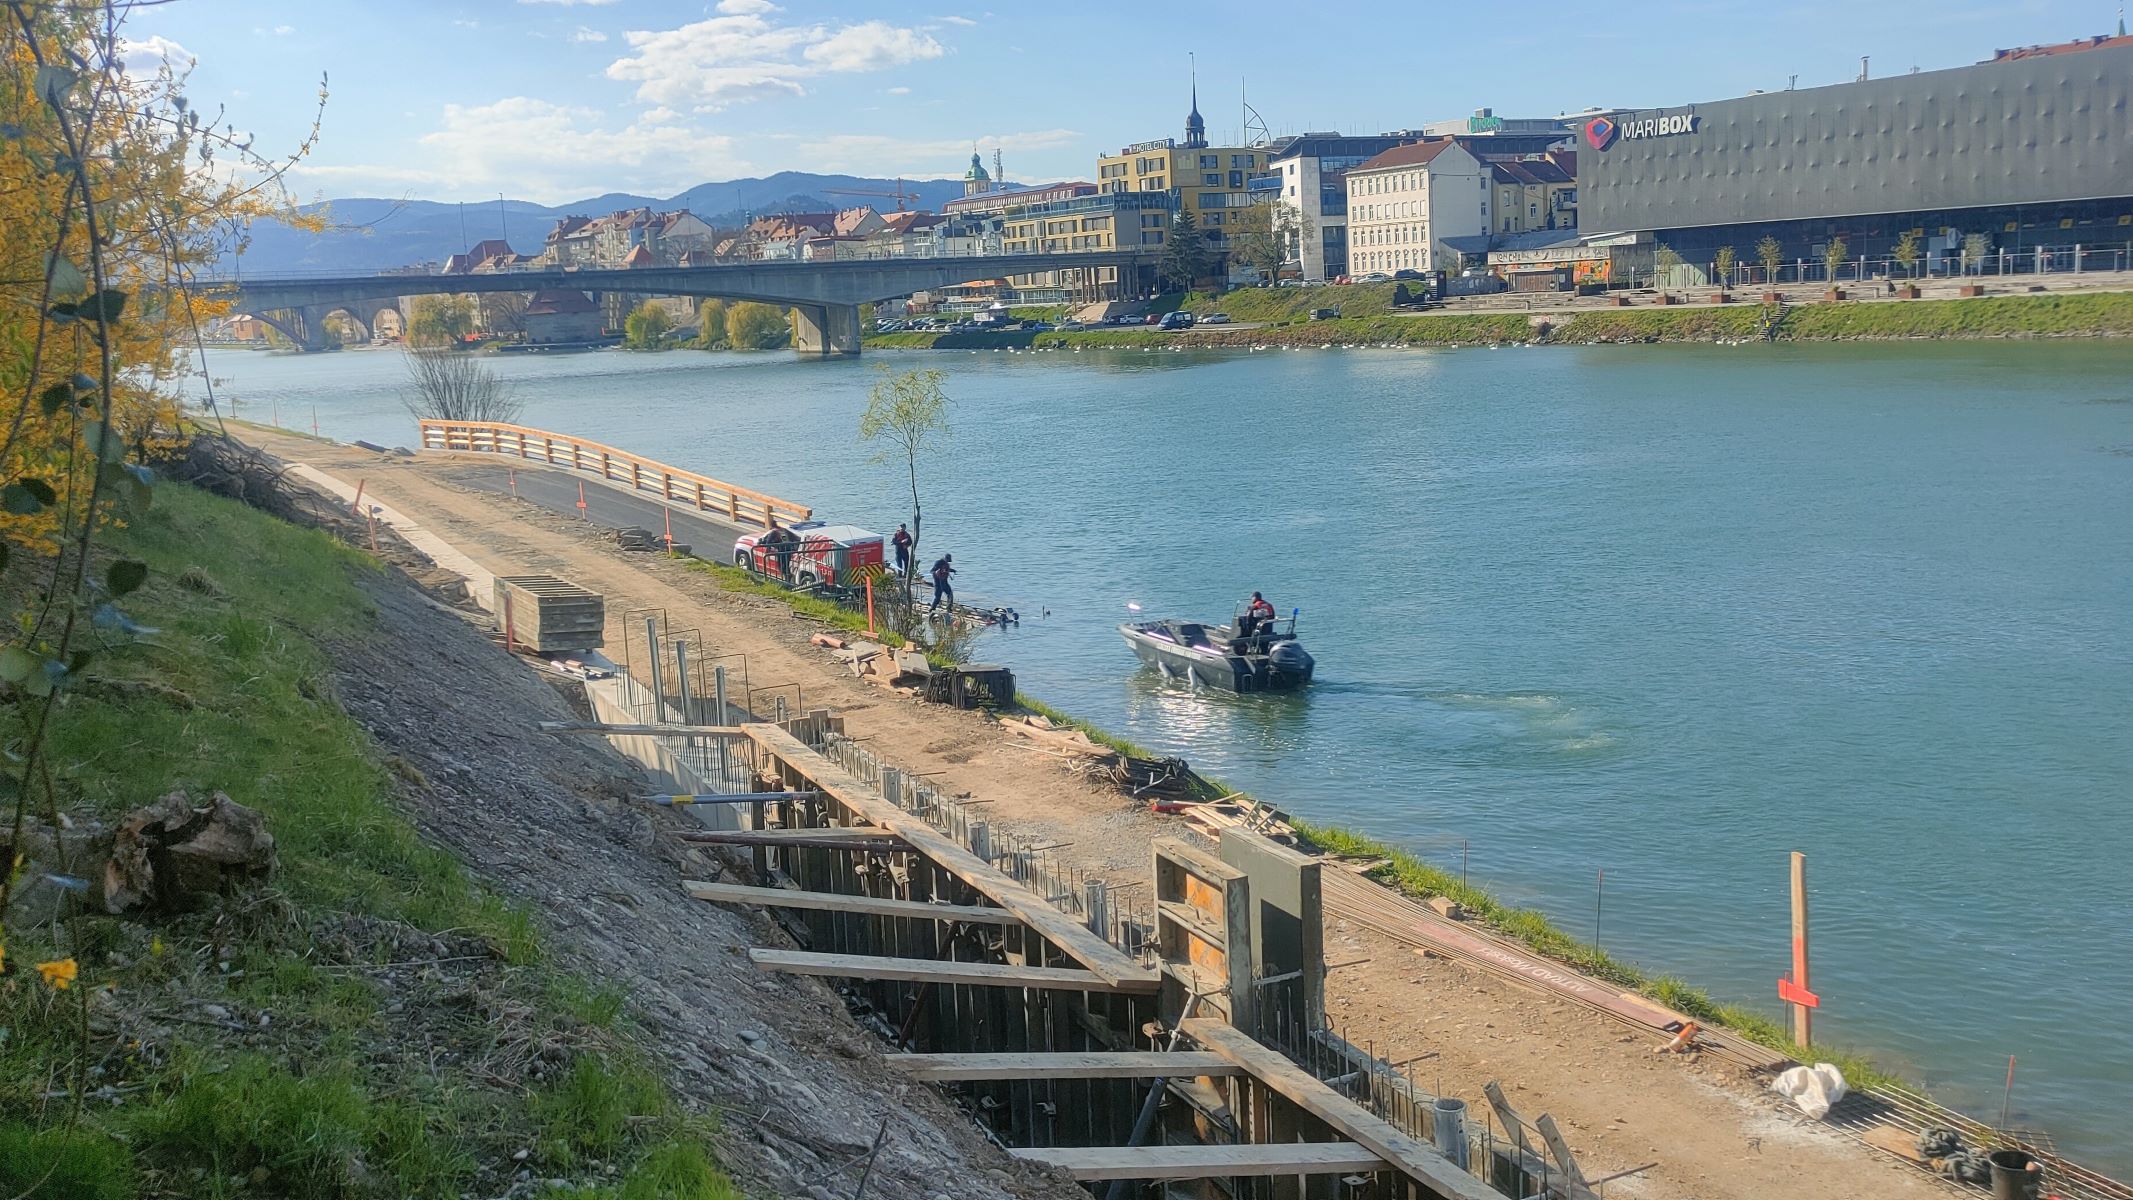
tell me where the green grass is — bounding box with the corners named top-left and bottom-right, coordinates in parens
top-left (1, 484), bottom-right (738, 1199)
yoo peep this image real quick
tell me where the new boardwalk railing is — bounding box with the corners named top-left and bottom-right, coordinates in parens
top-left (417, 419), bottom-right (812, 530)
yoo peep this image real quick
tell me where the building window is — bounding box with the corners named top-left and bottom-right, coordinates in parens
top-left (1200, 154), bottom-right (1218, 168)
top-left (1204, 173), bottom-right (1221, 185)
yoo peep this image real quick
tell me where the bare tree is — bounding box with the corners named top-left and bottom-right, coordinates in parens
top-left (858, 366), bottom-right (951, 603)
top-left (401, 348), bottom-right (523, 423)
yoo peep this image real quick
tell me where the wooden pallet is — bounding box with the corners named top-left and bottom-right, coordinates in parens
top-left (495, 575), bottom-right (605, 653)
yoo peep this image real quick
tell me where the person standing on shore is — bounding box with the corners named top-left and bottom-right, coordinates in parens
top-left (892, 523), bottom-right (912, 576)
top-left (927, 553), bottom-right (956, 613)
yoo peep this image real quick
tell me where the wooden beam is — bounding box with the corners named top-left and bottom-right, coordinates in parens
top-left (539, 720), bottom-right (749, 737)
top-left (674, 828), bottom-right (904, 852)
top-left (683, 880), bottom-right (1022, 926)
top-left (744, 724), bottom-right (1154, 989)
top-left (1013, 1142), bottom-right (1386, 1181)
top-left (1535, 1114), bottom-right (1590, 1190)
top-left (886, 1052), bottom-right (1243, 1081)
top-left (750, 949), bottom-right (1157, 993)
top-left (1184, 1019), bottom-right (1502, 1200)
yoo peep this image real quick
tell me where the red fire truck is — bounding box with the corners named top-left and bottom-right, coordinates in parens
top-left (733, 521), bottom-right (886, 589)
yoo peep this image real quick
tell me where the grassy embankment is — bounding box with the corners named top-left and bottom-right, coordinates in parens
top-left (1, 487), bottom-right (738, 1199)
top-left (870, 284), bottom-right (2133, 351)
top-left (680, 549), bottom-right (1908, 1089)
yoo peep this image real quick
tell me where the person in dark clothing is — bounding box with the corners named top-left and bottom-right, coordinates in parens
top-left (1239, 591), bottom-right (1276, 639)
top-left (763, 522), bottom-right (798, 581)
top-left (927, 554), bottom-right (956, 612)
top-left (891, 523), bottom-right (913, 576)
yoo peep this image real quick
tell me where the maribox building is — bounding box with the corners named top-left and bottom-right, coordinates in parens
top-left (1579, 38), bottom-right (2133, 270)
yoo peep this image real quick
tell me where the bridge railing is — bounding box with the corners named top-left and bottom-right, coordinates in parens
top-left (418, 420), bottom-right (811, 531)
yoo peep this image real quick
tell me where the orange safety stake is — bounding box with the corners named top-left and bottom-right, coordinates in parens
top-left (865, 575), bottom-right (877, 637)
top-left (663, 507), bottom-right (674, 554)
top-left (349, 479), bottom-right (366, 517)
top-left (509, 468), bottom-right (517, 498)
top-left (576, 480), bottom-right (588, 519)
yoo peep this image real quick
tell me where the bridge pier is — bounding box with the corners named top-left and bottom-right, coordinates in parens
top-left (791, 303), bottom-right (862, 357)
top-left (293, 304), bottom-right (340, 352)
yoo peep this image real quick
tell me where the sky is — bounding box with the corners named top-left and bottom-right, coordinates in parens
top-left (126, 0), bottom-right (2117, 206)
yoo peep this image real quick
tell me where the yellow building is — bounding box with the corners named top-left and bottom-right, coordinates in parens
top-left (1095, 88), bottom-right (1268, 258)
top-left (1486, 152), bottom-right (1578, 235)
top-left (993, 191), bottom-right (1175, 302)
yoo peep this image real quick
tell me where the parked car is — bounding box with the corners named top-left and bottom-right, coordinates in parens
top-left (1198, 313), bottom-right (1232, 325)
top-left (1158, 311), bottom-right (1195, 331)
top-left (1392, 269), bottom-right (1425, 280)
top-left (1309, 307), bottom-right (1342, 320)
top-left (734, 521), bottom-right (885, 588)
top-left (1357, 272), bottom-right (1392, 283)
top-left (1112, 314), bottom-right (1143, 325)
top-left (1144, 313), bottom-right (1164, 325)
top-left (1276, 279), bottom-right (1309, 288)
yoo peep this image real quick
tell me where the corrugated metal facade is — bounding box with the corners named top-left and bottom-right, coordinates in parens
top-left (1582, 45), bottom-right (2133, 233)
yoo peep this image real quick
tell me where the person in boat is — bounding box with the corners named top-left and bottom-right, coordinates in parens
top-left (927, 553), bottom-right (957, 613)
top-left (891, 523), bottom-right (913, 576)
top-left (1238, 591), bottom-right (1276, 640)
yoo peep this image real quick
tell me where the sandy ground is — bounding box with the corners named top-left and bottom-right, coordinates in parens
top-left (244, 426), bottom-right (1955, 1200)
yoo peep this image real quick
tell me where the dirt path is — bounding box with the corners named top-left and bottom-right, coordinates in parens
top-left (244, 427), bottom-right (1953, 1200)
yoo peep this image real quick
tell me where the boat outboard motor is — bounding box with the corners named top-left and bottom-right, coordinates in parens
top-left (1268, 639), bottom-right (1314, 683)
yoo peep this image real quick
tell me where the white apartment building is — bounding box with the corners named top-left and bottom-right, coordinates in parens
top-left (1265, 133), bottom-right (1424, 282)
top-left (1343, 141), bottom-right (1487, 276)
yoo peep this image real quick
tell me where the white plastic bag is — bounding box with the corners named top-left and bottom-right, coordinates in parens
top-left (1770, 1062), bottom-right (1849, 1120)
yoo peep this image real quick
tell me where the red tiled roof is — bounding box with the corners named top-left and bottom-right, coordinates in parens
top-left (622, 244), bottom-right (655, 267)
top-left (525, 289), bottom-right (598, 316)
top-left (1353, 140), bottom-right (1458, 172)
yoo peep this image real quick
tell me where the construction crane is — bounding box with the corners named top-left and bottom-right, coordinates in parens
top-left (824, 178), bottom-right (921, 212)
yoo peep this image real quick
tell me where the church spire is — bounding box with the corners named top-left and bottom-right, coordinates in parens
top-left (1184, 53), bottom-right (1207, 149)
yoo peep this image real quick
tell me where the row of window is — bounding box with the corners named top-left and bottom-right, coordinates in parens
top-left (1353, 200), bottom-right (1427, 222)
top-left (1355, 250), bottom-right (1426, 273)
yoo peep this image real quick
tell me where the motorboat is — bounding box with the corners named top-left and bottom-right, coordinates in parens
top-left (1119, 605), bottom-right (1315, 693)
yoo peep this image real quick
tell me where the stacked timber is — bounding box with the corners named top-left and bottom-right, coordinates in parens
top-left (494, 575), bottom-right (605, 653)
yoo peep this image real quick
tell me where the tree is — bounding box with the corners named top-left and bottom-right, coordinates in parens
top-left (858, 367), bottom-right (951, 603)
top-left (1158, 209), bottom-right (1210, 292)
top-left (725, 301), bottom-right (789, 349)
top-left (1713, 245), bottom-right (1738, 288)
top-left (409, 295), bottom-right (476, 348)
top-left (1961, 232), bottom-right (1992, 275)
top-left (622, 301), bottom-right (674, 349)
top-left (1756, 235), bottom-right (1785, 283)
top-left (694, 299), bottom-right (730, 349)
top-left (1227, 203), bottom-right (1287, 284)
top-left (1891, 229), bottom-right (1922, 279)
top-left (1654, 242), bottom-right (1684, 287)
top-left (321, 311), bottom-right (362, 345)
top-left (1823, 237), bottom-right (1849, 284)
top-left (401, 348), bottom-right (522, 423)
top-left (481, 290), bottom-right (530, 339)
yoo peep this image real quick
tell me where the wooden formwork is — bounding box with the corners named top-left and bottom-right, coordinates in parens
top-left (494, 574), bottom-right (604, 652)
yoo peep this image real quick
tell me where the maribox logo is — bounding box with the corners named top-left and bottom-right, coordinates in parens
top-left (1585, 116), bottom-right (1618, 151)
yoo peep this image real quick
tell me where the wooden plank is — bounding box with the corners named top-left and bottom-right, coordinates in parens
top-left (1535, 1114), bottom-right (1589, 1189)
top-left (885, 1052), bottom-right (1243, 1082)
top-left (750, 949), bottom-right (1155, 993)
top-left (745, 725), bottom-right (1155, 989)
top-left (540, 721), bottom-right (749, 737)
top-left (675, 828), bottom-right (904, 851)
top-left (1185, 1019), bottom-right (1502, 1200)
top-left (1012, 1142), bottom-right (1385, 1181)
top-left (682, 881), bottom-right (1022, 925)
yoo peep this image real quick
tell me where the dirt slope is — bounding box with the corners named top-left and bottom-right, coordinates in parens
top-left (248, 426), bottom-right (1953, 1200)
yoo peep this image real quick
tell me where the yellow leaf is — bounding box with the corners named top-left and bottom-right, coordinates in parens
top-left (36, 958), bottom-right (77, 990)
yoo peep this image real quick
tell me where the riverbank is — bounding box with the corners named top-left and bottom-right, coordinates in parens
top-left (870, 287), bottom-right (2133, 350)
top-left (220, 425), bottom-right (1973, 1200)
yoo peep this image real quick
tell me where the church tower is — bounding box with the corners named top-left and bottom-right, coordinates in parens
top-left (963, 147), bottom-right (993, 197)
top-left (1183, 61), bottom-right (1207, 149)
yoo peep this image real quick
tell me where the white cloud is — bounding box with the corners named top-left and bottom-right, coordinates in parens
top-left (885, 86), bottom-right (911, 96)
top-left (517, 0), bottom-right (618, 5)
top-left (570, 26), bottom-right (608, 42)
top-left (802, 21), bottom-right (943, 73)
top-left (935, 15), bottom-right (978, 25)
top-left (793, 128), bottom-right (1079, 177)
top-left (606, 11), bottom-right (943, 111)
top-left (343, 96), bottom-right (752, 203)
top-left (453, 18), bottom-right (480, 28)
top-left (117, 35), bottom-right (193, 75)
top-left (273, 24), bottom-right (295, 35)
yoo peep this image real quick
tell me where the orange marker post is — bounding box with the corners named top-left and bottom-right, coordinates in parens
top-left (1778, 850), bottom-right (1818, 1046)
top-left (865, 575), bottom-right (877, 638)
top-left (349, 479), bottom-right (366, 517)
top-left (509, 468), bottom-right (517, 498)
top-left (576, 480), bottom-right (588, 519)
top-left (663, 508), bottom-right (675, 555)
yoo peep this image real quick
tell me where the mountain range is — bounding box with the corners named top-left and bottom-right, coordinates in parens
top-left (232, 172), bottom-right (975, 275)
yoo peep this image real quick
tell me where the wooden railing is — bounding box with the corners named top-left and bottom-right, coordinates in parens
top-left (418, 420), bottom-right (811, 530)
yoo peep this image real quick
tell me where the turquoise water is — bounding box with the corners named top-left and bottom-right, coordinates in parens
top-left (192, 341), bottom-right (2133, 1171)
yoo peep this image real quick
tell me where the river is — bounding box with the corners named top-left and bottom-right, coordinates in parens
top-left (189, 340), bottom-right (2133, 1172)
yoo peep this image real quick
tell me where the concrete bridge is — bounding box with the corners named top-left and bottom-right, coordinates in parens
top-left (209, 250), bottom-right (1160, 354)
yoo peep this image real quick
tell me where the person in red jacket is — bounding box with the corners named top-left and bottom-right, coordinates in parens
top-left (891, 523), bottom-right (913, 576)
top-left (1240, 591), bottom-right (1276, 638)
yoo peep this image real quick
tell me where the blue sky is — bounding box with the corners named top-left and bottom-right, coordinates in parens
top-left (127, 0), bottom-right (2115, 205)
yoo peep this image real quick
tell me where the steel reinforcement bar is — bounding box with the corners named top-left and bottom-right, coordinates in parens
top-left (417, 419), bottom-right (812, 530)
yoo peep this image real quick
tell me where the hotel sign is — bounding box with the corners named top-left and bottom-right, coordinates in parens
top-left (1586, 110), bottom-right (1698, 150)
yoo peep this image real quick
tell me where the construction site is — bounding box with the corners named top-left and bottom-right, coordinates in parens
top-left (226, 420), bottom-right (2132, 1200)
